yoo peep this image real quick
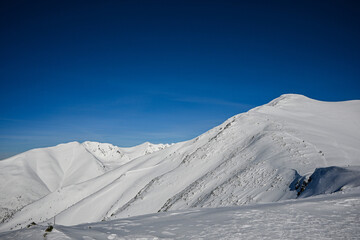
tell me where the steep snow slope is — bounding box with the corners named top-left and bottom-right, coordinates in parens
top-left (1, 94), bottom-right (359, 231)
top-left (1, 189), bottom-right (359, 239)
top-left (82, 141), bottom-right (171, 170)
top-left (106, 94), bottom-right (360, 218)
top-left (0, 142), bottom-right (105, 224)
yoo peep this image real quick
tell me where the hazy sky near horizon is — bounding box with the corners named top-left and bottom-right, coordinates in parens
top-left (1, 0), bottom-right (360, 159)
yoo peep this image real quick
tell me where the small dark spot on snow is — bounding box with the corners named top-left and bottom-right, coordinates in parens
top-left (45, 225), bottom-right (53, 232)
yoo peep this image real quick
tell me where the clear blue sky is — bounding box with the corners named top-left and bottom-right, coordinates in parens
top-left (1, 0), bottom-right (359, 159)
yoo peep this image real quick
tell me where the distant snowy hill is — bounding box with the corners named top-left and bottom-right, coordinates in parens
top-left (82, 141), bottom-right (172, 170)
top-left (0, 141), bottom-right (170, 225)
top-left (0, 94), bottom-right (359, 235)
top-left (0, 142), bottom-right (105, 224)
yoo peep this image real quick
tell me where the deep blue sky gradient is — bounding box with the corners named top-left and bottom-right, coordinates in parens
top-left (1, 0), bottom-right (360, 159)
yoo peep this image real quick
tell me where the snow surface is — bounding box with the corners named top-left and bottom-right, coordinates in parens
top-left (0, 94), bottom-right (359, 238)
top-left (1, 189), bottom-right (359, 239)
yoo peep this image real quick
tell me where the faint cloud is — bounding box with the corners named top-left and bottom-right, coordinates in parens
top-left (172, 96), bottom-right (253, 109)
top-left (126, 130), bottom-right (190, 139)
top-left (0, 117), bottom-right (28, 122)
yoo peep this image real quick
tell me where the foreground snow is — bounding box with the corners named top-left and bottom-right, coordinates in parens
top-left (1, 189), bottom-right (359, 239)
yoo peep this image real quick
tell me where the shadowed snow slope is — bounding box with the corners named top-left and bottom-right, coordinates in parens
top-left (0, 94), bottom-right (359, 232)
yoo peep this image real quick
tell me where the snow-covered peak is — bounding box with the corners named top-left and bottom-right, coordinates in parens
top-left (82, 141), bottom-right (172, 170)
top-left (266, 94), bottom-right (312, 107)
top-left (120, 141), bottom-right (172, 158)
top-left (82, 141), bottom-right (127, 162)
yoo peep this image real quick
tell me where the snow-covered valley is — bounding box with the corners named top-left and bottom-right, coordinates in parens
top-left (0, 94), bottom-right (359, 239)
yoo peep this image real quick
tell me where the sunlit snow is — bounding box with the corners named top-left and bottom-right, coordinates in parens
top-left (0, 94), bottom-right (359, 239)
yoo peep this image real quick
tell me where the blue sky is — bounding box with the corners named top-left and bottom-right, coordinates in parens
top-left (1, 0), bottom-right (360, 159)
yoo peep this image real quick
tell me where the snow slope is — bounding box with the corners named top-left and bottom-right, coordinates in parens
top-left (1, 189), bottom-right (359, 239)
top-left (0, 141), bottom-right (170, 225)
top-left (0, 142), bottom-right (105, 224)
top-left (0, 94), bottom-right (359, 232)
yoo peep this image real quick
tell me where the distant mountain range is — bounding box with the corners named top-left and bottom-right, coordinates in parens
top-left (1, 94), bottom-right (359, 234)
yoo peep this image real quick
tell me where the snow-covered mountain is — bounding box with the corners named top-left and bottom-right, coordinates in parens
top-left (0, 94), bottom-right (359, 235)
top-left (0, 142), bottom-right (105, 224)
top-left (0, 141), bottom-right (170, 225)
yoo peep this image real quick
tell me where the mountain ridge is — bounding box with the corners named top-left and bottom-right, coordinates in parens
top-left (1, 94), bottom-right (359, 231)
